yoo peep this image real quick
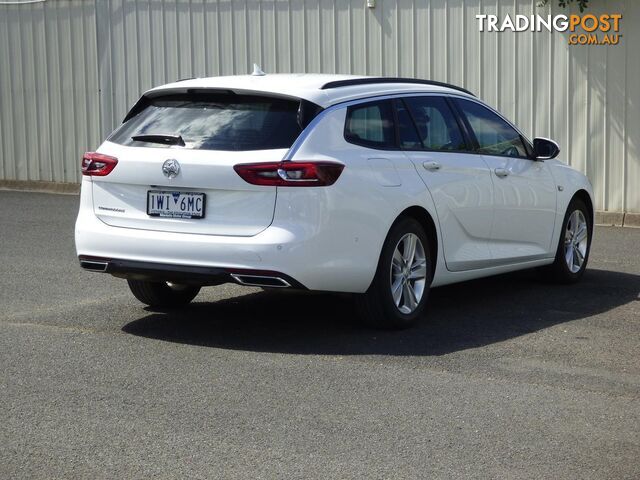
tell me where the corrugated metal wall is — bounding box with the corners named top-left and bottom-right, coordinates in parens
top-left (0, 0), bottom-right (638, 213)
top-left (0, 0), bottom-right (99, 184)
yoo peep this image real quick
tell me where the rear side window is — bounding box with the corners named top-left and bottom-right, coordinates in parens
top-left (109, 93), bottom-right (302, 151)
top-left (404, 96), bottom-right (467, 152)
top-left (395, 100), bottom-right (422, 150)
top-left (344, 100), bottom-right (396, 149)
top-left (454, 98), bottom-right (529, 158)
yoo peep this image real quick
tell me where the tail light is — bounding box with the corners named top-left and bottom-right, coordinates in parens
top-left (81, 152), bottom-right (118, 176)
top-left (234, 161), bottom-right (344, 187)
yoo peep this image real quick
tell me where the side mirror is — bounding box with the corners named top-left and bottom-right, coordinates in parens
top-left (533, 137), bottom-right (560, 160)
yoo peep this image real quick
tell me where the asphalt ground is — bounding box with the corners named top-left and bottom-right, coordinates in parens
top-left (0, 190), bottom-right (638, 479)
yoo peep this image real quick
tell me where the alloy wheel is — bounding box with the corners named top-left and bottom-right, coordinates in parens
top-left (564, 209), bottom-right (588, 273)
top-left (389, 233), bottom-right (427, 314)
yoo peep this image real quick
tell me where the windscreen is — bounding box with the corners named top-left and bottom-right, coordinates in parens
top-left (109, 93), bottom-right (303, 151)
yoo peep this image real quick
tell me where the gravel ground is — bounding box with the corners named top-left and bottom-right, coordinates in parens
top-left (1, 190), bottom-right (638, 479)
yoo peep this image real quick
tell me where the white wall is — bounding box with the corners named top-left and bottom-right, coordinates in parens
top-left (1, 0), bottom-right (638, 212)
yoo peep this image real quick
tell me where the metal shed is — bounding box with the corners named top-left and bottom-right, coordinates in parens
top-left (0, 0), bottom-right (638, 215)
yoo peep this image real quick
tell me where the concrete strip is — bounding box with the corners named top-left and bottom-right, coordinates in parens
top-left (0, 180), bottom-right (80, 195)
top-left (623, 212), bottom-right (640, 228)
top-left (594, 211), bottom-right (625, 227)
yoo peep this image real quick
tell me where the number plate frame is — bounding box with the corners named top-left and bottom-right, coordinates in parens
top-left (146, 190), bottom-right (206, 219)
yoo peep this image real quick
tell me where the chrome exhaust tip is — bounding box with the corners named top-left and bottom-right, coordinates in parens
top-left (79, 260), bottom-right (109, 272)
top-left (230, 274), bottom-right (291, 288)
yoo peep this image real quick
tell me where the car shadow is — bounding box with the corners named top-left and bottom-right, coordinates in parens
top-left (122, 268), bottom-right (640, 356)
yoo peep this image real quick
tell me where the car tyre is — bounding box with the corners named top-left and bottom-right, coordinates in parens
top-left (356, 217), bottom-right (433, 329)
top-left (541, 197), bottom-right (592, 283)
top-left (127, 280), bottom-right (200, 308)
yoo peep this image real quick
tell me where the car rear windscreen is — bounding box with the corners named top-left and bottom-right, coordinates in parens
top-left (109, 93), bottom-right (302, 151)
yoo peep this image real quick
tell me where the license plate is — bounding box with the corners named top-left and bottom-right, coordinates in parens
top-left (147, 191), bottom-right (206, 219)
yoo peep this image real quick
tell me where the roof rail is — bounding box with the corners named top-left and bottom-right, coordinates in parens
top-left (320, 77), bottom-right (475, 96)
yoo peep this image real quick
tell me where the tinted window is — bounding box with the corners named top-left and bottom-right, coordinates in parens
top-left (404, 96), bottom-right (467, 151)
top-left (455, 98), bottom-right (528, 158)
top-left (344, 100), bottom-right (396, 149)
top-left (109, 94), bottom-right (302, 151)
top-left (395, 100), bottom-right (422, 150)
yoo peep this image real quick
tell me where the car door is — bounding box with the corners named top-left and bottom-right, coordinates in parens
top-left (452, 97), bottom-right (557, 263)
top-left (398, 96), bottom-right (495, 272)
top-left (343, 99), bottom-right (410, 188)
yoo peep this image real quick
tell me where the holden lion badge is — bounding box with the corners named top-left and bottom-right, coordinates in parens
top-left (162, 159), bottom-right (180, 179)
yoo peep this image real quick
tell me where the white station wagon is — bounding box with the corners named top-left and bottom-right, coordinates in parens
top-left (75, 74), bottom-right (594, 328)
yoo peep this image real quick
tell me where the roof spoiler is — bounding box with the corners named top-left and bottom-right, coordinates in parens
top-left (121, 89), bottom-right (324, 126)
top-left (320, 77), bottom-right (475, 97)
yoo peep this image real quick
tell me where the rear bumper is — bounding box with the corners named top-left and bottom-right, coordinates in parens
top-left (78, 256), bottom-right (304, 288)
top-left (74, 178), bottom-right (380, 293)
top-left (75, 209), bottom-right (310, 287)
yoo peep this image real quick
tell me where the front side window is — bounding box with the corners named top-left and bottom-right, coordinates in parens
top-left (344, 100), bottom-right (396, 149)
top-left (403, 96), bottom-right (467, 152)
top-left (109, 93), bottom-right (302, 151)
top-left (454, 98), bottom-right (529, 158)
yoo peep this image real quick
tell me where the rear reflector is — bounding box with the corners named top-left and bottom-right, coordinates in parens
top-left (82, 152), bottom-right (118, 176)
top-left (234, 161), bottom-right (344, 187)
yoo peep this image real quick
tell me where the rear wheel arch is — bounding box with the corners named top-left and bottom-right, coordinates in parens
top-left (357, 213), bottom-right (434, 329)
top-left (395, 206), bottom-right (438, 278)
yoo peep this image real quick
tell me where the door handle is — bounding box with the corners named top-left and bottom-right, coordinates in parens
top-left (494, 167), bottom-right (510, 178)
top-left (423, 161), bottom-right (441, 172)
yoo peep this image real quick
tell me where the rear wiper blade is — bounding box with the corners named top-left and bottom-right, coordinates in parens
top-left (131, 134), bottom-right (185, 146)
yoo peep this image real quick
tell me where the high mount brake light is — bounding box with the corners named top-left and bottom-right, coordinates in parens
top-left (81, 152), bottom-right (118, 176)
top-left (233, 161), bottom-right (344, 187)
